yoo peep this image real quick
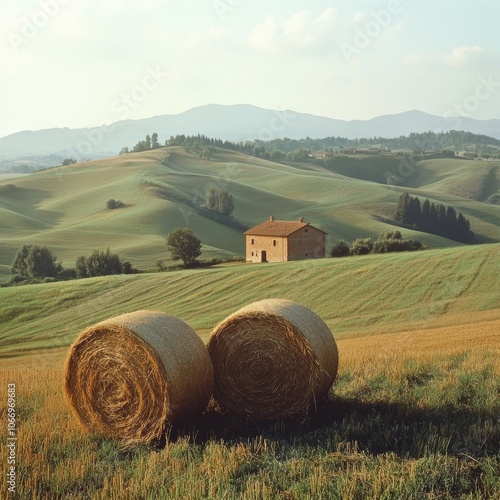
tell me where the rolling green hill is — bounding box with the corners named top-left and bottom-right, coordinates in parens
top-left (1, 243), bottom-right (498, 358)
top-left (1, 151), bottom-right (499, 500)
top-left (0, 147), bottom-right (499, 281)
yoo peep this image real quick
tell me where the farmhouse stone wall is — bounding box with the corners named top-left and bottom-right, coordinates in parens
top-left (246, 227), bottom-right (326, 262)
top-left (246, 235), bottom-right (286, 263)
top-left (286, 227), bottom-right (326, 261)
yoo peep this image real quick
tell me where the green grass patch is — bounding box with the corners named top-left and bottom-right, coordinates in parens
top-left (0, 243), bottom-right (499, 357)
top-left (1, 148), bottom-right (499, 281)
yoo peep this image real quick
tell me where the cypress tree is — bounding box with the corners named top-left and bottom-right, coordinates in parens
top-left (456, 212), bottom-right (473, 242)
top-left (437, 204), bottom-right (448, 235)
top-left (421, 199), bottom-right (431, 232)
top-left (394, 192), bottom-right (410, 223)
top-left (394, 193), bottom-right (474, 243)
top-left (446, 206), bottom-right (457, 238)
top-left (205, 187), bottom-right (218, 210)
top-left (408, 196), bottom-right (421, 227)
top-left (218, 190), bottom-right (234, 216)
top-left (428, 203), bottom-right (439, 234)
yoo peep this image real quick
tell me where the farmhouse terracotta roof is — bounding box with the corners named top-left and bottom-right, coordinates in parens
top-left (244, 218), bottom-right (326, 237)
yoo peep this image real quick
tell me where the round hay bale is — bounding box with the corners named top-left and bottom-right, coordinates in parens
top-left (64, 310), bottom-right (213, 445)
top-left (207, 299), bottom-right (338, 419)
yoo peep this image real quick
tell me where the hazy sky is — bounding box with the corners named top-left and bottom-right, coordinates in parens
top-left (1, 0), bottom-right (499, 138)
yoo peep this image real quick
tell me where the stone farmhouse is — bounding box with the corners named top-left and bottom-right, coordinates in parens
top-left (244, 216), bottom-right (327, 263)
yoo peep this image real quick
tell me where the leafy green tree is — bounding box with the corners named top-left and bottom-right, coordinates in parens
top-left (199, 146), bottom-right (215, 159)
top-left (151, 132), bottom-right (160, 149)
top-left (132, 141), bottom-right (146, 152)
top-left (26, 246), bottom-right (62, 278)
top-left (270, 150), bottom-right (285, 162)
top-left (11, 244), bottom-right (62, 279)
top-left (165, 228), bottom-right (202, 267)
top-left (85, 248), bottom-right (123, 277)
top-left (218, 189), bottom-right (234, 216)
top-left (330, 240), bottom-right (350, 257)
top-left (205, 188), bottom-right (235, 216)
top-left (10, 243), bottom-right (33, 277)
top-left (206, 187), bottom-right (218, 210)
top-left (75, 255), bottom-right (88, 278)
top-left (132, 134), bottom-right (154, 152)
top-left (121, 260), bottom-right (133, 274)
top-left (386, 230), bottom-right (402, 240)
top-left (75, 248), bottom-right (131, 277)
top-left (350, 238), bottom-right (374, 255)
top-left (288, 148), bottom-right (311, 162)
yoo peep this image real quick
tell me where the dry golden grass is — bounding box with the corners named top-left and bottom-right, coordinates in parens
top-left (1, 316), bottom-right (498, 499)
top-left (338, 317), bottom-right (500, 369)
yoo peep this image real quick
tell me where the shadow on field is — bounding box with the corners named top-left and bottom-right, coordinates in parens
top-left (7, 187), bottom-right (64, 227)
top-left (162, 395), bottom-right (497, 458)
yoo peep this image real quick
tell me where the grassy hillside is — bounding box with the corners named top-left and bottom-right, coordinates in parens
top-left (1, 148), bottom-right (499, 281)
top-left (1, 244), bottom-right (498, 359)
top-left (0, 244), bottom-right (499, 498)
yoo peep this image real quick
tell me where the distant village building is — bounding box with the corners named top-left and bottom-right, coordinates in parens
top-left (345, 147), bottom-right (381, 155)
top-left (308, 151), bottom-right (333, 159)
top-left (244, 216), bottom-right (327, 263)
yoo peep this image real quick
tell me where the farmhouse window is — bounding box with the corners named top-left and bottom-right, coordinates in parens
top-left (251, 238), bottom-right (255, 244)
top-left (273, 240), bottom-right (276, 246)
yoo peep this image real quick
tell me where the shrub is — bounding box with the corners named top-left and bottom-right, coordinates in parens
top-left (372, 239), bottom-right (420, 253)
top-left (350, 238), bottom-right (374, 256)
top-left (106, 199), bottom-right (125, 210)
top-left (121, 261), bottom-right (133, 274)
top-left (75, 248), bottom-right (134, 278)
top-left (58, 268), bottom-right (77, 280)
top-left (330, 240), bottom-right (350, 257)
top-left (381, 230), bottom-right (403, 240)
top-left (7, 275), bottom-right (29, 286)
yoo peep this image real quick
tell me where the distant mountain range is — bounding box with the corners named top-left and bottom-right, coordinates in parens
top-left (0, 104), bottom-right (499, 166)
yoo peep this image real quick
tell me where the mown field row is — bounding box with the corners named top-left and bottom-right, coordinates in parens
top-left (1, 243), bottom-right (498, 359)
top-left (1, 241), bottom-right (499, 498)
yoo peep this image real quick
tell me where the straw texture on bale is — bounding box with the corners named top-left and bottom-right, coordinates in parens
top-left (207, 299), bottom-right (338, 419)
top-left (64, 310), bottom-right (213, 444)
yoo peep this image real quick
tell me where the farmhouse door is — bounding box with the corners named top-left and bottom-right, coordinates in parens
top-left (261, 251), bottom-right (267, 262)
